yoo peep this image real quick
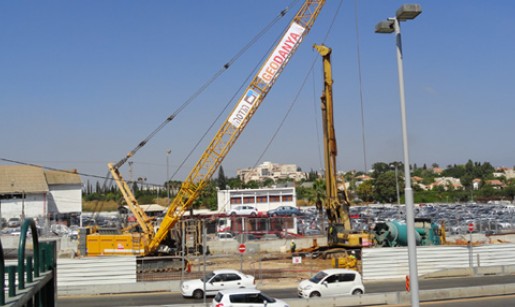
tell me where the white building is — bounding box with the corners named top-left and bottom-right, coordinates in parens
top-left (217, 187), bottom-right (296, 213)
top-left (0, 165), bottom-right (82, 220)
top-left (236, 161), bottom-right (306, 183)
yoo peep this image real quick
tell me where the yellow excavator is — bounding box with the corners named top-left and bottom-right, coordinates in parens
top-left (86, 0), bottom-right (328, 257)
top-left (312, 44), bottom-right (373, 267)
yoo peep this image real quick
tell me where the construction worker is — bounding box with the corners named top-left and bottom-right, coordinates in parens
top-left (347, 250), bottom-right (358, 269)
top-left (290, 239), bottom-right (296, 253)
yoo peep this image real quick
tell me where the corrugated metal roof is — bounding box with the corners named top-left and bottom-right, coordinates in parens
top-left (0, 165), bottom-right (48, 193)
top-left (45, 169), bottom-right (82, 185)
top-left (0, 165), bottom-right (82, 194)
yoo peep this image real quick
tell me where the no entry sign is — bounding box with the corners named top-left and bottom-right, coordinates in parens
top-left (238, 243), bottom-right (246, 254)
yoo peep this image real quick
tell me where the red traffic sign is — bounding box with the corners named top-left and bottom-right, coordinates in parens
top-left (238, 243), bottom-right (246, 254)
top-left (468, 223), bottom-right (474, 232)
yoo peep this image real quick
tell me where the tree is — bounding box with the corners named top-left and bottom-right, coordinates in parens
top-left (262, 178), bottom-right (275, 187)
top-left (244, 180), bottom-right (259, 189)
top-left (195, 179), bottom-right (218, 210)
top-left (95, 181), bottom-right (102, 193)
top-left (371, 162), bottom-right (391, 179)
top-left (373, 171), bottom-right (399, 203)
top-left (227, 176), bottom-right (244, 189)
top-left (312, 179), bottom-right (326, 215)
top-left (356, 181), bottom-right (374, 203)
top-left (217, 166), bottom-right (227, 190)
top-left (505, 181), bottom-right (515, 201)
top-left (307, 169), bottom-right (318, 181)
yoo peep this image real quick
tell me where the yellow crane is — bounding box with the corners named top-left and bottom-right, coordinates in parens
top-left (87, 0), bottom-right (327, 256)
top-left (313, 44), bottom-right (373, 250)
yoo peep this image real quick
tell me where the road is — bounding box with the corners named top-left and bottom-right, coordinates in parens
top-left (57, 275), bottom-right (515, 307)
top-left (390, 294), bottom-right (515, 307)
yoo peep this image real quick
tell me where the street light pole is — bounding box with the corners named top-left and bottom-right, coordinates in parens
top-left (376, 4), bottom-right (422, 307)
top-left (394, 17), bottom-right (420, 306)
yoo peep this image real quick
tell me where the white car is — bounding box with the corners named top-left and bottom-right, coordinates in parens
top-left (215, 232), bottom-right (235, 241)
top-left (212, 288), bottom-right (289, 307)
top-left (182, 269), bottom-right (256, 299)
top-left (228, 205), bottom-right (258, 216)
top-left (298, 268), bottom-right (365, 298)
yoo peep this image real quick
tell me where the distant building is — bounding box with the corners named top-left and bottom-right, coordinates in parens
top-left (472, 178), bottom-right (481, 190)
top-left (485, 179), bottom-right (505, 190)
top-left (0, 165), bottom-right (82, 220)
top-left (432, 167), bottom-right (443, 175)
top-left (497, 168), bottom-right (515, 180)
top-left (430, 177), bottom-right (463, 191)
top-left (236, 161), bottom-right (306, 184)
top-left (217, 187), bottom-right (296, 213)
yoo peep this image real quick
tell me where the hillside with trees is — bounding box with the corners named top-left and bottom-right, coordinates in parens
top-left (83, 161), bottom-right (515, 212)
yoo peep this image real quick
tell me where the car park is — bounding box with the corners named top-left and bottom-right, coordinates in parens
top-left (228, 205), bottom-right (258, 216)
top-left (181, 269), bottom-right (255, 299)
top-left (267, 206), bottom-right (302, 217)
top-left (298, 268), bottom-right (365, 298)
top-left (212, 288), bottom-right (289, 307)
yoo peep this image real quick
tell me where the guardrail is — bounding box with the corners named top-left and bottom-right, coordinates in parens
top-left (1, 219), bottom-right (57, 306)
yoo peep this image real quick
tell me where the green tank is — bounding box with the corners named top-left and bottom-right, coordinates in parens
top-left (373, 218), bottom-right (442, 247)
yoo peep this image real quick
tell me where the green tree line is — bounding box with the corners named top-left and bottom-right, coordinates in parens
top-left (83, 161), bottom-right (515, 212)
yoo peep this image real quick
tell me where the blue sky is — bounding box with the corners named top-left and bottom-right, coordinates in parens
top-left (1, 1), bottom-right (514, 187)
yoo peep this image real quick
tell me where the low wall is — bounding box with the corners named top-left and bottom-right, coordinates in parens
top-left (207, 236), bottom-right (324, 254)
top-left (362, 243), bottom-right (515, 280)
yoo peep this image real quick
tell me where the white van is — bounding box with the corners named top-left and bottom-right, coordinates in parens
top-left (298, 268), bottom-right (364, 298)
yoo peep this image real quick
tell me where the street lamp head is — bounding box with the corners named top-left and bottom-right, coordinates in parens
top-left (396, 4), bottom-right (422, 21)
top-left (375, 20), bottom-right (395, 33)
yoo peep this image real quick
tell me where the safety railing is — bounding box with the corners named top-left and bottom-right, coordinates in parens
top-left (1, 219), bottom-right (56, 306)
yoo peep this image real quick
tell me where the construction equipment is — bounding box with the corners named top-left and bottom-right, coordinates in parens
top-left (313, 44), bottom-right (374, 252)
top-left (86, 0), bottom-right (327, 256)
top-left (373, 218), bottom-right (446, 247)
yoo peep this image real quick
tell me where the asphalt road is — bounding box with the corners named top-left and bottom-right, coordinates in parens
top-left (388, 294), bottom-right (515, 307)
top-left (57, 275), bottom-right (515, 307)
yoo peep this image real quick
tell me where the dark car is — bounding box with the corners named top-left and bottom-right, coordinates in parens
top-left (267, 206), bottom-right (302, 217)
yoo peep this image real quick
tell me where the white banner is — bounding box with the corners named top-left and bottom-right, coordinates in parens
top-left (258, 22), bottom-right (305, 84)
top-left (228, 89), bottom-right (260, 128)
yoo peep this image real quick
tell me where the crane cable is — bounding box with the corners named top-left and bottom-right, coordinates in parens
top-left (354, 0), bottom-right (369, 172)
top-left (112, 1), bottom-right (297, 171)
top-left (169, 1), bottom-right (301, 181)
top-left (253, 0), bottom-right (344, 169)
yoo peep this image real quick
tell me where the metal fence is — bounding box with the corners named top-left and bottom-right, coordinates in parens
top-left (1, 219), bottom-right (57, 306)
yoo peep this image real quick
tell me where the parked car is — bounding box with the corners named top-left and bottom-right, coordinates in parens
top-left (303, 229), bottom-right (322, 236)
top-left (215, 232), bottom-right (235, 241)
top-left (181, 269), bottom-right (256, 299)
top-left (267, 206), bottom-right (302, 217)
top-left (7, 217), bottom-right (21, 228)
top-left (298, 268), bottom-right (365, 298)
top-left (212, 288), bottom-right (289, 307)
top-left (228, 205), bottom-right (258, 216)
top-left (260, 233), bottom-right (280, 241)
